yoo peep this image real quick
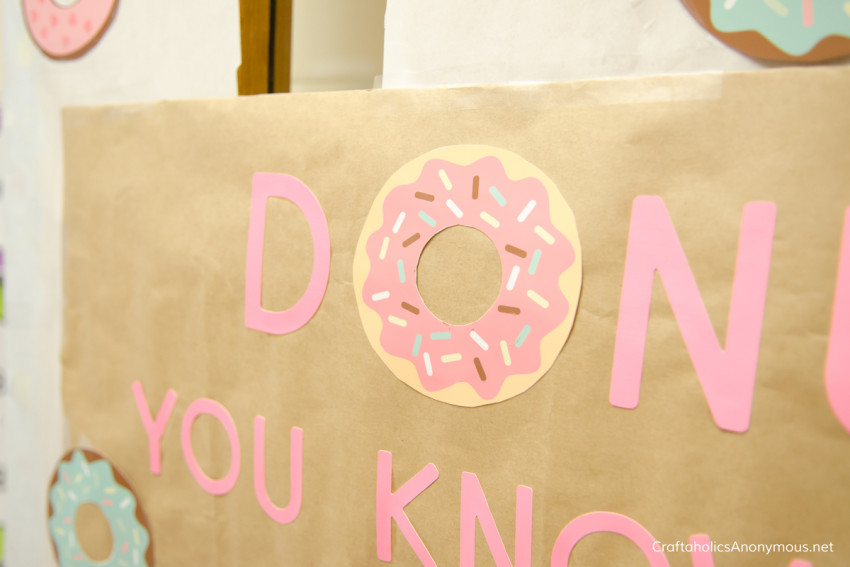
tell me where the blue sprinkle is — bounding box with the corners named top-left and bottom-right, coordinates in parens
top-left (529, 249), bottom-right (542, 275)
top-left (489, 186), bottom-right (506, 207)
top-left (418, 211), bottom-right (437, 227)
top-left (515, 325), bottom-right (531, 347)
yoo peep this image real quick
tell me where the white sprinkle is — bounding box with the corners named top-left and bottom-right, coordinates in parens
top-left (507, 265), bottom-right (520, 291)
top-left (388, 315), bottom-right (407, 327)
top-left (724, 0), bottom-right (737, 8)
top-left (392, 212), bottom-right (406, 234)
top-left (480, 211), bottom-right (500, 228)
top-left (68, 491), bottom-right (77, 502)
top-left (518, 200), bottom-right (536, 222)
top-left (534, 225), bottom-right (555, 245)
top-left (372, 291), bottom-right (390, 302)
top-left (379, 236), bottom-right (389, 260)
top-left (469, 331), bottom-right (489, 351)
top-left (441, 353), bottom-right (462, 363)
top-left (500, 341), bottom-right (512, 366)
top-left (424, 353), bottom-right (433, 376)
top-left (134, 549), bottom-right (139, 566)
top-left (438, 169), bottom-right (452, 190)
top-left (446, 199), bottom-right (463, 218)
top-left (81, 460), bottom-right (90, 477)
top-left (527, 289), bottom-right (549, 309)
top-left (120, 497), bottom-right (132, 509)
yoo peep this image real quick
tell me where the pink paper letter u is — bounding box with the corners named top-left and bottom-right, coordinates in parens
top-left (254, 416), bottom-right (303, 524)
top-left (826, 208), bottom-right (850, 434)
top-left (610, 196), bottom-right (776, 433)
top-left (245, 173), bottom-right (331, 334)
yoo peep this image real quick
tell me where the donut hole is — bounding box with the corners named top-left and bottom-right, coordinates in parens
top-left (261, 197), bottom-right (314, 312)
top-left (53, 0), bottom-right (80, 6)
top-left (417, 226), bottom-right (502, 325)
top-left (75, 502), bottom-right (114, 561)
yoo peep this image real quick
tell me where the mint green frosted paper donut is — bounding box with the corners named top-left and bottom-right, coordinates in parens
top-left (48, 450), bottom-right (151, 567)
top-left (712, 0), bottom-right (850, 56)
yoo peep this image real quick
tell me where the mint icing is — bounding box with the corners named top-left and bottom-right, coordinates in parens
top-left (712, 0), bottom-right (850, 56)
top-left (48, 450), bottom-right (151, 567)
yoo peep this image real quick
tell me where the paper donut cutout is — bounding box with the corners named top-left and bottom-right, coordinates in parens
top-left (47, 449), bottom-right (154, 567)
top-left (354, 146), bottom-right (582, 407)
top-left (23, 0), bottom-right (118, 60)
top-left (681, 0), bottom-right (850, 62)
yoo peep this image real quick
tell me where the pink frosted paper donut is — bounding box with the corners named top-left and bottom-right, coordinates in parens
top-left (354, 146), bottom-right (582, 407)
top-left (23, 0), bottom-right (118, 60)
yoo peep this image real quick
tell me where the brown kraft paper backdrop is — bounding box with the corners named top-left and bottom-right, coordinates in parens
top-left (63, 66), bottom-right (850, 566)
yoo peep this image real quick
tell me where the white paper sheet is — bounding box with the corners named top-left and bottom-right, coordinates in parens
top-left (0, 1), bottom-right (240, 564)
top-left (382, 0), bottom-right (783, 88)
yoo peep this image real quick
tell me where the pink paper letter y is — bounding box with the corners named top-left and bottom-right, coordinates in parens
top-left (132, 380), bottom-right (177, 475)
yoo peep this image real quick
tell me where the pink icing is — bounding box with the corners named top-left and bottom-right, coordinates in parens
top-left (362, 156), bottom-right (575, 400)
top-left (23, 0), bottom-right (117, 59)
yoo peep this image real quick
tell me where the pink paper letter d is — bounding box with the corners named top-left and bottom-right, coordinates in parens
top-left (245, 173), bottom-right (331, 334)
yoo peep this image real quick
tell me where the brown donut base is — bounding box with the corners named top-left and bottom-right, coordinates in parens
top-left (681, 0), bottom-right (850, 63)
top-left (47, 448), bottom-right (155, 566)
top-left (22, 0), bottom-right (119, 61)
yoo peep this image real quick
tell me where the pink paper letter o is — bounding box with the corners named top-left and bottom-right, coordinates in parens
top-left (181, 398), bottom-right (241, 495)
top-left (551, 512), bottom-right (669, 567)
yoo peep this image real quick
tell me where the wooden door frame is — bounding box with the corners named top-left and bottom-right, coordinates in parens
top-left (238, 0), bottom-right (292, 94)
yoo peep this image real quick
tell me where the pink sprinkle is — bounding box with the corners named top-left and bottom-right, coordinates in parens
top-left (101, 499), bottom-right (113, 506)
top-left (50, 13), bottom-right (57, 27)
top-left (74, 555), bottom-right (83, 561)
top-left (63, 517), bottom-right (72, 524)
top-left (803, 0), bottom-right (813, 26)
top-left (69, 12), bottom-right (77, 25)
top-left (83, 20), bottom-right (92, 33)
top-left (62, 36), bottom-right (69, 46)
top-left (121, 542), bottom-right (129, 553)
top-left (30, 10), bottom-right (38, 22)
top-left (63, 472), bottom-right (71, 484)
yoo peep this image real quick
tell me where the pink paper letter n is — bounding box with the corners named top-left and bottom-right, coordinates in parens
top-left (610, 196), bottom-right (776, 433)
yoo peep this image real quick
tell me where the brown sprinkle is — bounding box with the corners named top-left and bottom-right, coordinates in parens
top-left (498, 305), bottom-right (521, 315)
top-left (401, 302), bottom-right (420, 315)
top-left (402, 233), bottom-right (421, 247)
top-left (415, 192), bottom-right (435, 201)
top-left (505, 244), bottom-right (527, 258)
top-left (474, 357), bottom-right (487, 381)
top-left (472, 175), bottom-right (480, 199)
